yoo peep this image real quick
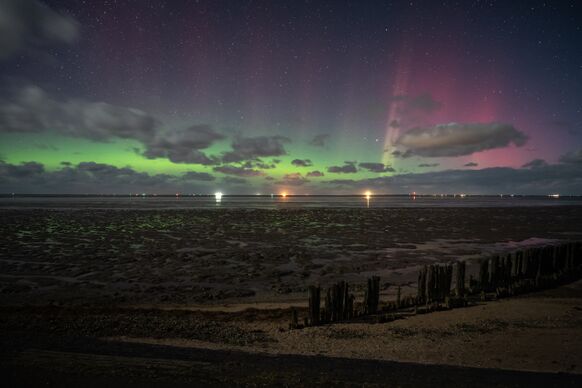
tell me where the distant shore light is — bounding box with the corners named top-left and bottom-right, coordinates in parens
top-left (215, 192), bottom-right (223, 201)
top-left (364, 190), bottom-right (372, 208)
top-left (281, 192), bottom-right (287, 198)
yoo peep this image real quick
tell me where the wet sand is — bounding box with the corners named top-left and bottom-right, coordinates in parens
top-left (2, 206), bottom-right (582, 305)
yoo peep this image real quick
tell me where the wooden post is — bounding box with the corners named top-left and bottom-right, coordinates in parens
top-left (338, 281), bottom-right (346, 320)
top-left (308, 285), bottom-right (321, 326)
top-left (514, 251), bottom-right (522, 280)
top-left (324, 288), bottom-right (332, 323)
top-left (365, 276), bottom-right (380, 315)
top-left (290, 307), bottom-right (298, 329)
top-left (535, 248), bottom-right (542, 288)
top-left (331, 283), bottom-right (338, 322)
top-left (523, 249), bottom-right (530, 278)
top-left (346, 293), bottom-right (354, 319)
top-left (426, 265), bottom-right (435, 303)
top-left (479, 259), bottom-right (489, 291)
top-left (455, 261), bottom-right (466, 297)
top-left (343, 282), bottom-right (350, 320)
top-left (444, 264), bottom-right (453, 299)
top-left (489, 256), bottom-right (499, 289)
top-left (417, 266), bottom-right (427, 304)
top-left (324, 281), bottom-right (351, 323)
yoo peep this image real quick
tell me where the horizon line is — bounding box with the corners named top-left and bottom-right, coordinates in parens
top-left (1, 193), bottom-right (580, 198)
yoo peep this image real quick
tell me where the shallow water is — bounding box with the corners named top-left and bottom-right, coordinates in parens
top-left (1, 195), bottom-right (581, 209)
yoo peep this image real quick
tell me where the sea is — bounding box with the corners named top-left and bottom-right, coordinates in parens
top-left (1, 195), bottom-right (581, 209)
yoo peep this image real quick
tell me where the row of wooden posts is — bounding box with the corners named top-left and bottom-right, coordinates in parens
top-left (293, 241), bottom-right (582, 328)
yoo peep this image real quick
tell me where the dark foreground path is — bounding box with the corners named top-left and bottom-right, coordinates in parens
top-left (2, 332), bottom-right (581, 387)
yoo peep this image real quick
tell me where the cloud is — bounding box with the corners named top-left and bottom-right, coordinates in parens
top-left (0, 161), bottom-right (291, 193)
top-left (291, 158), bottom-right (313, 167)
top-left (327, 161), bottom-right (358, 174)
top-left (358, 162), bottom-right (395, 173)
top-left (323, 162), bottom-right (582, 195)
top-left (309, 134), bottom-right (330, 147)
top-left (559, 149), bottom-right (582, 164)
top-left (256, 160), bottom-right (277, 169)
top-left (522, 159), bottom-right (548, 169)
top-left (306, 170), bottom-right (324, 177)
top-left (3, 158), bottom-right (582, 195)
top-left (418, 163), bottom-right (440, 168)
top-left (240, 159), bottom-right (277, 170)
top-left (0, 85), bottom-right (158, 141)
top-left (222, 135), bottom-right (290, 163)
top-left (213, 165), bottom-right (265, 177)
top-left (0, 160), bottom-right (179, 193)
top-left (0, 84), bottom-right (225, 165)
top-left (464, 162), bottom-right (479, 167)
top-left (142, 125), bottom-right (224, 165)
top-left (0, 160), bottom-right (44, 178)
top-left (395, 122), bottom-right (528, 157)
top-left (146, 149), bottom-right (218, 165)
top-left (276, 172), bottom-right (310, 186)
top-left (390, 149), bottom-right (413, 158)
top-left (0, 0), bottom-right (80, 60)
top-left (183, 171), bottom-right (215, 181)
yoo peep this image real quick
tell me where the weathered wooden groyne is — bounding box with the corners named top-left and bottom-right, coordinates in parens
top-left (291, 241), bottom-right (582, 329)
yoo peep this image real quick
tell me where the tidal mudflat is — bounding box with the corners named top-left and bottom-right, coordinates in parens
top-left (1, 206), bottom-right (582, 305)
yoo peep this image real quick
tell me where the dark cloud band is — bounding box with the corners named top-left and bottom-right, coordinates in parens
top-left (395, 122), bottom-right (528, 157)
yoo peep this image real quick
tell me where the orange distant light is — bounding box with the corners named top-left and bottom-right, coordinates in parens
top-left (364, 190), bottom-right (372, 198)
top-left (281, 192), bottom-right (288, 198)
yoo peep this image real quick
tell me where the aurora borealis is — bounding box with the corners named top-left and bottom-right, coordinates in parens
top-left (1, 0), bottom-right (581, 194)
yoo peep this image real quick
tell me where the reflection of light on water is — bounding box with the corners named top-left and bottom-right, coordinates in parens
top-left (364, 190), bottom-right (372, 208)
top-left (215, 192), bottom-right (223, 202)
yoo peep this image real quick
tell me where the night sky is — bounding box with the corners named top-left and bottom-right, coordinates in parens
top-left (1, 0), bottom-right (581, 194)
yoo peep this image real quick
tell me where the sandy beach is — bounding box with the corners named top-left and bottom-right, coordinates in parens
top-left (2, 282), bottom-right (582, 386)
